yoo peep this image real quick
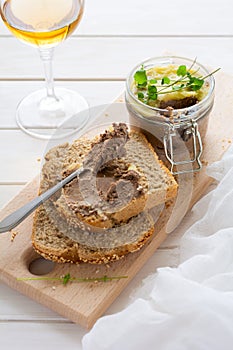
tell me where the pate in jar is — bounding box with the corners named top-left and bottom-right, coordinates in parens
top-left (125, 56), bottom-right (215, 175)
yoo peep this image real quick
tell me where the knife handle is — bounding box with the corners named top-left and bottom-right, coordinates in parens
top-left (0, 168), bottom-right (82, 234)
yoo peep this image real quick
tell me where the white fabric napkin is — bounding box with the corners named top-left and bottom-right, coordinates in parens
top-left (82, 145), bottom-right (233, 350)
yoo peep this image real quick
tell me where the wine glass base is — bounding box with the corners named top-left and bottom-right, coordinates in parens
top-left (16, 87), bottom-right (89, 140)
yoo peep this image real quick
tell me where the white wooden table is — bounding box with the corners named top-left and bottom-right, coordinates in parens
top-left (0, 0), bottom-right (232, 348)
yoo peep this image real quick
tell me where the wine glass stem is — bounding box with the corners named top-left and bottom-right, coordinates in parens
top-left (39, 48), bottom-right (57, 100)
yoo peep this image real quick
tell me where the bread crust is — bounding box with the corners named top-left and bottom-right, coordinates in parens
top-left (32, 206), bottom-right (155, 264)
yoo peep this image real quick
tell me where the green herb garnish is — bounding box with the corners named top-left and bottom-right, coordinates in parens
top-left (17, 275), bottom-right (128, 286)
top-left (161, 76), bottom-right (170, 85)
top-left (133, 58), bottom-right (220, 105)
top-left (147, 85), bottom-right (157, 100)
top-left (184, 71), bottom-right (204, 91)
top-left (177, 65), bottom-right (187, 76)
top-left (134, 68), bottom-right (147, 87)
top-left (138, 92), bottom-right (144, 100)
top-left (62, 273), bottom-right (71, 285)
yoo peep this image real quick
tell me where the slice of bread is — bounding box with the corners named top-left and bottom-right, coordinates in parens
top-left (32, 205), bottom-right (156, 264)
top-left (32, 124), bottom-right (178, 264)
top-left (42, 128), bottom-right (177, 230)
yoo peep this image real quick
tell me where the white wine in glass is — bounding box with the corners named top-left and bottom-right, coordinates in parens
top-left (0, 0), bottom-right (89, 139)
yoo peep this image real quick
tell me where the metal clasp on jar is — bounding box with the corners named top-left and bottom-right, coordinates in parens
top-left (163, 119), bottom-right (203, 175)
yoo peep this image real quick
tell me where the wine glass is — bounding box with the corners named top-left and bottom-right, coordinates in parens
top-left (0, 0), bottom-right (89, 139)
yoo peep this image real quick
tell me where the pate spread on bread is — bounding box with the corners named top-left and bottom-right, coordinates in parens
top-left (32, 123), bottom-right (178, 264)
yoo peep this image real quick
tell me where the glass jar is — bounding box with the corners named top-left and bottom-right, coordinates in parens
top-left (125, 56), bottom-right (215, 175)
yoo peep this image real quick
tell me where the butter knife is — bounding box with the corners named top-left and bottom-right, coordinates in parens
top-left (0, 167), bottom-right (83, 234)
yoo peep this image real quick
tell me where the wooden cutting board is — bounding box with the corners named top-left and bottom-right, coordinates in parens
top-left (0, 73), bottom-right (232, 329)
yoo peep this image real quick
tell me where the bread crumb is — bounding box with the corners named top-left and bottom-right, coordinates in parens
top-left (202, 160), bottom-right (208, 166)
top-left (105, 113), bottom-right (109, 117)
top-left (95, 269), bottom-right (99, 274)
top-left (37, 158), bottom-right (41, 162)
top-left (228, 139), bottom-right (232, 144)
top-left (10, 230), bottom-right (18, 242)
top-left (52, 286), bottom-right (56, 290)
